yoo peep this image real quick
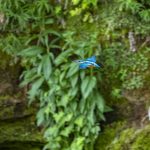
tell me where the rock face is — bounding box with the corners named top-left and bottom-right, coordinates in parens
top-left (0, 52), bottom-right (44, 150)
top-left (0, 96), bottom-right (44, 150)
top-left (95, 121), bottom-right (150, 150)
top-left (95, 88), bottom-right (150, 149)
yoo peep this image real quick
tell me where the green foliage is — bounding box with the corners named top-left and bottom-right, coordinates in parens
top-left (0, 0), bottom-right (150, 150)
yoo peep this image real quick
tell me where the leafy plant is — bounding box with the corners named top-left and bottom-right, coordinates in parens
top-left (0, 0), bottom-right (150, 150)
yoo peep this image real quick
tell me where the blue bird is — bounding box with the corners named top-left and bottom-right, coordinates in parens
top-left (74, 56), bottom-right (100, 69)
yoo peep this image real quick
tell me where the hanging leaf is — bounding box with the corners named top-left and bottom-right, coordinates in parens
top-left (81, 76), bottom-right (96, 99)
top-left (20, 69), bottom-right (39, 87)
top-left (28, 77), bottom-right (44, 100)
top-left (87, 103), bottom-right (95, 125)
top-left (104, 105), bottom-right (113, 112)
top-left (36, 107), bottom-right (45, 126)
top-left (69, 86), bottom-right (78, 98)
top-left (95, 93), bottom-right (105, 113)
top-left (99, 113), bottom-right (106, 121)
top-left (67, 63), bottom-right (79, 78)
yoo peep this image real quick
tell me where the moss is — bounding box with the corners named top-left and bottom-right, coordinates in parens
top-left (0, 95), bottom-right (11, 100)
top-left (0, 141), bottom-right (43, 150)
top-left (96, 122), bottom-right (150, 150)
top-left (0, 106), bottom-right (14, 120)
top-left (0, 117), bottom-right (44, 143)
top-left (131, 125), bottom-right (150, 150)
top-left (108, 128), bottom-right (135, 150)
top-left (0, 112), bottom-right (45, 149)
top-left (0, 52), bottom-right (11, 69)
top-left (95, 121), bottom-right (127, 150)
top-left (109, 125), bottom-right (150, 150)
top-left (0, 95), bottom-right (44, 150)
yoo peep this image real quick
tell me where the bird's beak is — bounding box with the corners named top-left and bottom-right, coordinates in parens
top-left (100, 63), bottom-right (104, 68)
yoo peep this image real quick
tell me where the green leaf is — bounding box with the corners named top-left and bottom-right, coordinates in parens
top-left (70, 137), bottom-right (85, 150)
top-left (67, 63), bottom-right (79, 78)
top-left (104, 105), bottom-right (113, 112)
top-left (75, 116), bottom-right (84, 127)
top-left (42, 54), bottom-right (52, 80)
top-left (53, 111), bottom-right (64, 123)
top-left (20, 69), bottom-right (39, 87)
top-left (44, 29), bottom-right (61, 37)
top-left (79, 98), bottom-right (86, 113)
top-left (69, 86), bottom-right (78, 98)
top-left (61, 125), bottom-right (73, 137)
top-left (28, 77), bottom-right (44, 101)
top-left (58, 94), bottom-right (69, 107)
top-left (95, 93), bottom-right (105, 113)
top-left (81, 76), bottom-right (96, 99)
top-left (99, 113), bottom-right (106, 121)
top-left (37, 62), bottom-right (43, 75)
top-left (18, 46), bottom-right (43, 57)
top-left (44, 126), bottom-right (59, 138)
top-left (59, 71), bottom-right (66, 84)
top-left (36, 108), bottom-right (45, 126)
top-left (72, 0), bottom-right (80, 5)
top-left (80, 71), bottom-right (85, 80)
top-left (87, 104), bottom-right (95, 125)
top-left (45, 18), bottom-right (54, 24)
top-left (64, 113), bottom-right (73, 122)
top-left (55, 50), bottom-right (71, 66)
top-left (91, 0), bottom-right (98, 7)
top-left (58, 113), bottom-right (73, 128)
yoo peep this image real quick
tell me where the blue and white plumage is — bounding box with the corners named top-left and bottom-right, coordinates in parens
top-left (74, 56), bottom-right (100, 69)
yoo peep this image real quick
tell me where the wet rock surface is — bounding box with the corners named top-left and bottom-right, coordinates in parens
top-left (0, 52), bottom-right (44, 150)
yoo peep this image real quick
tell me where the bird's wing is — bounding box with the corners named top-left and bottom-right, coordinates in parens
top-left (79, 63), bottom-right (89, 69)
top-left (86, 56), bottom-right (96, 62)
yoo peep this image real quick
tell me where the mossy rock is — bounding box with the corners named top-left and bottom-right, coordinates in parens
top-left (0, 116), bottom-right (45, 150)
top-left (95, 121), bottom-right (127, 150)
top-left (0, 117), bottom-right (44, 143)
top-left (95, 122), bottom-right (150, 150)
top-left (0, 95), bottom-right (44, 150)
top-left (0, 95), bottom-right (36, 120)
top-left (131, 125), bottom-right (150, 150)
top-left (0, 141), bottom-right (43, 150)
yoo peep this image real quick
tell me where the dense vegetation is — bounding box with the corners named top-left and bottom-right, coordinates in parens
top-left (0, 0), bottom-right (150, 150)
